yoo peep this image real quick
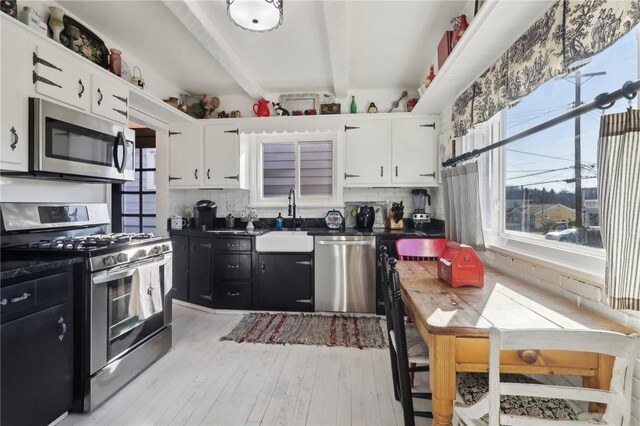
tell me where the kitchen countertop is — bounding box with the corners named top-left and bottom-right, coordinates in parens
top-left (170, 227), bottom-right (444, 238)
top-left (170, 228), bottom-right (268, 237)
top-left (0, 256), bottom-right (83, 280)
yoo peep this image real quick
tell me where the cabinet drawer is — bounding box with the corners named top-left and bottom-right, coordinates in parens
top-left (456, 338), bottom-right (599, 372)
top-left (214, 282), bottom-right (251, 309)
top-left (215, 254), bottom-right (252, 280)
top-left (0, 281), bottom-right (36, 319)
top-left (214, 238), bottom-right (251, 252)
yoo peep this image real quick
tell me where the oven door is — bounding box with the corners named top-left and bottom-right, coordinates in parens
top-left (30, 98), bottom-right (134, 182)
top-left (89, 254), bottom-right (171, 375)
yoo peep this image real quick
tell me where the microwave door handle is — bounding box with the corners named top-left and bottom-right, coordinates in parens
top-left (114, 132), bottom-right (127, 174)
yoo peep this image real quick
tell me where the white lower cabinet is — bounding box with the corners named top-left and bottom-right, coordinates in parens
top-left (0, 18), bottom-right (30, 171)
top-left (343, 116), bottom-right (438, 187)
top-left (90, 74), bottom-right (129, 124)
top-left (32, 41), bottom-right (90, 111)
top-left (203, 125), bottom-right (240, 188)
top-left (168, 126), bottom-right (203, 188)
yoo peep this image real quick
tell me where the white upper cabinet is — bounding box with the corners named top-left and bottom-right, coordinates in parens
top-left (391, 117), bottom-right (437, 185)
top-left (90, 74), bottom-right (129, 124)
top-left (1, 18), bottom-right (30, 171)
top-left (344, 120), bottom-right (391, 186)
top-left (203, 125), bottom-right (240, 188)
top-left (32, 41), bottom-right (91, 111)
top-left (343, 116), bottom-right (438, 187)
top-left (168, 126), bottom-right (203, 188)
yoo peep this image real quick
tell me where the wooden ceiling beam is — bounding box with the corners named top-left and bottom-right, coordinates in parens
top-left (321, 1), bottom-right (348, 99)
top-left (162, 0), bottom-right (265, 99)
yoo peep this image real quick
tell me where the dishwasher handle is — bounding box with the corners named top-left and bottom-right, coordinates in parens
top-left (316, 240), bottom-right (374, 246)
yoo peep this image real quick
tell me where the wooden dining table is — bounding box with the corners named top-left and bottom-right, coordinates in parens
top-left (397, 260), bottom-right (635, 426)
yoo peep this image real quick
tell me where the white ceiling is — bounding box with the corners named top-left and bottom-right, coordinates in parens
top-left (60, 0), bottom-right (470, 97)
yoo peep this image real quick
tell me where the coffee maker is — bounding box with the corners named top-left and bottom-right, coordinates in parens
top-left (194, 200), bottom-right (217, 230)
top-left (411, 189), bottom-right (431, 229)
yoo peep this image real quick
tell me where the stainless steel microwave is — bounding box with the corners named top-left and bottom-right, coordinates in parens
top-left (27, 97), bottom-right (135, 183)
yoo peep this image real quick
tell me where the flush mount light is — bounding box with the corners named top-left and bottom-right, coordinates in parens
top-left (227, 0), bottom-right (283, 32)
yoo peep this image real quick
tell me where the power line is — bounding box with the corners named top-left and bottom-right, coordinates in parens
top-left (507, 148), bottom-right (596, 166)
top-left (506, 166), bottom-right (575, 180)
top-left (518, 175), bottom-right (597, 187)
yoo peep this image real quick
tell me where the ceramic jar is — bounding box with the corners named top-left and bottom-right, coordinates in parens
top-left (48, 6), bottom-right (65, 43)
top-left (109, 48), bottom-right (122, 76)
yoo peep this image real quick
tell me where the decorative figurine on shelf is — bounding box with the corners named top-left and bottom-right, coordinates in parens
top-left (367, 102), bottom-right (378, 113)
top-left (230, 111), bottom-right (241, 118)
top-left (201, 95), bottom-right (220, 119)
top-left (350, 96), bottom-right (357, 113)
top-left (424, 65), bottom-right (436, 90)
top-left (253, 99), bottom-right (270, 117)
top-left (131, 66), bottom-right (145, 90)
top-left (1, 0), bottom-right (17, 18)
top-left (292, 110), bottom-right (303, 116)
top-left (109, 48), bottom-right (122, 76)
top-left (217, 111), bottom-right (229, 118)
top-left (272, 102), bottom-right (290, 116)
top-left (452, 14), bottom-right (468, 48)
top-left (406, 98), bottom-right (418, 112)
top-left (48, 6), bottom-right (65, 43)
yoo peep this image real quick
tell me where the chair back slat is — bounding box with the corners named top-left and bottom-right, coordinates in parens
top-left (488, 327), bottom-right (640, 426)
top-left (379, 245), bottom-right (401, 402)
top-left (395, 238), bottom-right (449, 261)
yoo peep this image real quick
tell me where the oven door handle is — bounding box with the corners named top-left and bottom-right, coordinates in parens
top-left (92, 255), bottom-right (171, 284)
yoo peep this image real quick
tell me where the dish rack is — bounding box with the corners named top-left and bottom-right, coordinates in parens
top-left (344, 202), bottom-right (388, 229)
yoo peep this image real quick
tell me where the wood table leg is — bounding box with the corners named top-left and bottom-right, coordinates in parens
top-left (428, 334), bottom-right (457, 426)
top-left (585, 354), bottom-right (614, 413)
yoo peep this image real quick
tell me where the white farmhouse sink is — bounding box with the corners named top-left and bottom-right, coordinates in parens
top-left (255, 231), bottom-right (314, 252)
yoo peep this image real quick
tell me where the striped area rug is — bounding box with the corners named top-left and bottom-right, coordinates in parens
top-left (220, 312), bottom-right (387, 349)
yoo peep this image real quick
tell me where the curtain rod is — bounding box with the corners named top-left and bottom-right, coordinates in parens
top-left (442, 79), bottom-right (640, 168)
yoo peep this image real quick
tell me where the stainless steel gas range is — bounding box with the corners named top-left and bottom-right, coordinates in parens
top-left (0, 202), bottom-right (172, 412)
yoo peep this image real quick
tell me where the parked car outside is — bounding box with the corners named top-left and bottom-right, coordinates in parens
top-left (544, 228), bottom-right (577, 243)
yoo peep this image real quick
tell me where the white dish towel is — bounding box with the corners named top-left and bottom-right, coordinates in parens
top-left (130, 262), bottom-right (163, 320)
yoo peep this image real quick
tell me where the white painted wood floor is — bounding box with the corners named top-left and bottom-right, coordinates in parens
top-left (62, 304), bottom-right (432, 426)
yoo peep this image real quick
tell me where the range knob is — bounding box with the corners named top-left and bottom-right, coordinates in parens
top-left (149, 246), bottom-right (161, 255)
top-left (161, 243), bottom-right (171, 252)
top-left (133, 249), bottom-right (147, 260)
top-left (103, 255), bottom-right (117, 267)
top-left (117, 253), bottom-right (128, 263)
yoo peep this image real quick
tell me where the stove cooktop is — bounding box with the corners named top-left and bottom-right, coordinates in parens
top-left (18, 233), bottom-right (166, 254)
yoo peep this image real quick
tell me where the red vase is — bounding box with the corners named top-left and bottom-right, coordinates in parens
top-left (452, 15), bottom-right (468, 47)
top-left (109, 49), bottom-right (122, 76)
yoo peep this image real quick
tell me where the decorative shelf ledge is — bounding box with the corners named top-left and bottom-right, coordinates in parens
top-left (412, 0), bottom-right (555, 116)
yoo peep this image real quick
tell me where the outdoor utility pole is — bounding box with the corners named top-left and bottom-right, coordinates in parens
top-left (565, 69), bottom-right (606, 228)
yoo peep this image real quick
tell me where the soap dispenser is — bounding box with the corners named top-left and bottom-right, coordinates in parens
top-left (275, 212), bottom-right (285, 229)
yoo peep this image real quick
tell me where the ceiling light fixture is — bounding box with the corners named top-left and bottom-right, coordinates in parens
top-left (226, 0), bottom-right (283, 32)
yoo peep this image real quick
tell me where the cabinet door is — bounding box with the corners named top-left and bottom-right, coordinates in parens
top-left (1, 303), bottom-right (73, 426)
top-left (0, 19), bottom-right (30, 171)
top-left (203, 125), bottom-right (239, 188)
top-left (171, 235), bottom-right (189, 301)
top-left (344, 120), bottom-right (390, 186)
top-left (33, 42), bottom-right (90, 110)
top-left (188, 237), bottom-right (212, 306)
top-left (216, 254), bottom-right (252, 281)
top-left (258, 254), bottom-right (313, 311)
top-left (391, 118), bottom-right (438, 185)
top-left (168, 126), bottom-right (203, 188)
top-left (90, 74), bottom-right (129, 124)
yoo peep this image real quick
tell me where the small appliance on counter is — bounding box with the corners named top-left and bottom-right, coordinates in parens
top-left (194, 200), bottom-right (216, 230)
top-left (324, 209), bottom-right (344, 229)
top-left (411, 189), bottom-right (432, 229)
top-left (225, 214), bottom-right (236, 228)
top-left (388, 201), bottom-right (404, 229)
top-left (344, 201), bottom-right (387, 229)
top-left (437, 241), bottom-right (484, 288)
top-left (355, 205), bottom-right (375, 230)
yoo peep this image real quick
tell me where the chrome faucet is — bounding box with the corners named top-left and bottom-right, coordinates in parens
top-left (288, 188), bottom-right (296, 230)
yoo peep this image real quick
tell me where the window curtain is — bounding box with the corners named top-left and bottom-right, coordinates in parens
top-left (598, 109), bottom-right (640, 311)
top-left (442, 163), bottom-right (485, 249)
top-left (451, 0), bottom-right (640, 138)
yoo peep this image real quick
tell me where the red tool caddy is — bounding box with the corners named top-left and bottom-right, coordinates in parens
top-left (437, 241), bottom-right (484, 288)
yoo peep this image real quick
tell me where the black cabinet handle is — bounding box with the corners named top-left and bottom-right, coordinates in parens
top-left (344, 173), bottom-right (360, 179)
top-left (227, 243), bottom-right (239, 248)
top-left (32, 52), bottom-right (62, 71)
top-left (296, 299), bottom-right (312, 304)
top-left (224, 129), bottom-right (239, 134)
top-left (207, 169), bottom-right (211, 180)
top-left (10, 292), bottom-right (31, 303)
top-left (194, 169), bottom-right (198, 180)
top-left (9, 127), bottom-right (18, 151)
top-left (113, 108), bottom-right (127, 117)
top-left (227, 292), bottom-right (241, 297)
top-left (261, 262), bottom-right (265, 271)
top-left (1, 298), bottom-right (7, 306)
top-left (224, 175), bottom-right (239, 180)
top-left (169, 131), bottom-right (182, 137)
top-left (78, 79), bottom-right (85, 98)
top-left (97, 88), bottom-right (103, 106)
top-left (33, 71), bottom-right (62, 88)
top-left (226, 264), bottom-right (239, 269)
top-left (395, 166), bottom-right (398, 177)
top-left (295, 260), bottom-right (312, 266)
top-left (169, 176), bottom-right (182, 181)
top-left (113, 94), bottom-right (128, 105)
top-left (57, 317), bottom-right (67, 341)
top-left (344, 125), bottom-right (360, 131)
top-left (201, 295), bottom-right (213, 301)
top-left (420, 172), bottom-right (436, 178)
top-left (420, 123), bottom-right (436, 128)
top-left (380, 166), bottom-right (384, 177)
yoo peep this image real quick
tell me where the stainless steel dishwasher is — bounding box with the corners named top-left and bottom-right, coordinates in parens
top-left (314, 235), bottom-right (376, 313)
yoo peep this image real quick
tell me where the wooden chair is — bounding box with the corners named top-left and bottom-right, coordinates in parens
top-left (395, 238), bottom-right (449, 261)
top-left (454, 327), bottom-right (640, 426)
top-left (387, 256), bottom-right (432, 425)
